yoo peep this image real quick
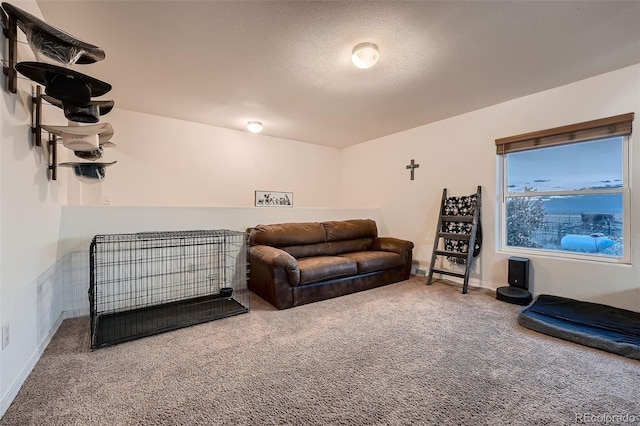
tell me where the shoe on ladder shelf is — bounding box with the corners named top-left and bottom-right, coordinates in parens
top-left (427, 186), bottom-right (482, 294)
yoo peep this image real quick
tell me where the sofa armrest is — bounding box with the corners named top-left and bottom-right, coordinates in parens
top-left (372, 237), bottom-right (414, 255)
top-left (248, 246), bottom-right (301, 309)
top-left (372, 237), bottom-right (414, 279)
top-left (250, 245), bottom-right (301, 285)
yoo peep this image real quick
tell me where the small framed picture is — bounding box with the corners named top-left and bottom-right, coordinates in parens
top-left (255, 190), bottom-right (293, 207)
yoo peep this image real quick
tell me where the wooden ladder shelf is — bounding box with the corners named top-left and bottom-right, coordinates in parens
top-left (427, 186), bottom-right (482, 294)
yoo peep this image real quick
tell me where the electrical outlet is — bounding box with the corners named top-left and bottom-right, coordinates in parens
top-left (2, 323), bottom-right (9, 349)
top-left (416, 268), bottom-right (427, 276)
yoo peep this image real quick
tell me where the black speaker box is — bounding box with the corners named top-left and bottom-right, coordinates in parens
top-left (508, 256), bottom-right (529, 289)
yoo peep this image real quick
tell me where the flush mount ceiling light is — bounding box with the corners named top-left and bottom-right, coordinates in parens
top-left (247, 121), bottom-right (263, 133)
top-left (351, 42), bottom-right (379, 69)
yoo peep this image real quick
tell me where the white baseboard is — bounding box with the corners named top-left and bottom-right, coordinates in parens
top-left (417, 271), bottom-right (488, 291)
top-left (64, 308), bottom-right (89, 319)
top-left (0, 310), bottom-right (70, 419)
top-left (0, 313), bottom-right (64, 418)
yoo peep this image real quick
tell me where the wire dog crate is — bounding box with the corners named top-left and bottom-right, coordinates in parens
top-left (89, 230), bottom-right (249, 349)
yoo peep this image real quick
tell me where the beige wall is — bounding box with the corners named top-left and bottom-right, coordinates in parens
top-left (70, 108), bottom-right (344, 208)
top-left (341, 64), bottom-right (640, 311)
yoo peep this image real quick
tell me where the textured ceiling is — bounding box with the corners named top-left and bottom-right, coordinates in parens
top-left (35, 1), bottom-right (640, 148)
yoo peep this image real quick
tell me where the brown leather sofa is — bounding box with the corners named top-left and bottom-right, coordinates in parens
top-left (248, 219), bottom-right (414, 309)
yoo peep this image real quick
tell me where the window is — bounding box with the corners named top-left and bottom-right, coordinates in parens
top-left (496, 113), bottom-right (634, 262)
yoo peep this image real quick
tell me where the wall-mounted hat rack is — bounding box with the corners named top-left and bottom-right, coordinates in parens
top-left (29, 85), bottom-right (57, 180)
top-left (1, 2), bottom-right (116, 183)
top-left (31, 84), bottom-right (42, 146)
top-left (47, 133), bottom-right (56, 180)
top-left (0, 5), bottom-right (17, 93)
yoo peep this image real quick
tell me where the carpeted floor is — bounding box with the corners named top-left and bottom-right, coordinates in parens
top-left (2, 276), bottom-right (639, 425)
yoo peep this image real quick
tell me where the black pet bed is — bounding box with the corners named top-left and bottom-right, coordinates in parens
top-left (518, 294), bottom-right (640, 360)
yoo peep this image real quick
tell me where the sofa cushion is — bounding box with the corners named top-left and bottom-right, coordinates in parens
top-left (337, 251), bottom-right (404, 274)
top-left (282, 235), bottom-right (374, 259)
top-left (297, 256), bottom-right (358, 286)
top-left (323, 219), bottom-right (377, 242)
top-left (250, 222), bottom-right (326, 247)
top-left (328, 238), bottom-right (374, 255)
top-left (283, 242), bottom-right (332, 259)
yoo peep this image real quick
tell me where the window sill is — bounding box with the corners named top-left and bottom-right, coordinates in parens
top-left (498, 246), bottom-right (631, 266)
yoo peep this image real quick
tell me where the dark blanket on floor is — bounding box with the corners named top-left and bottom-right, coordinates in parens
top-left (518, 294), bottom-right (640, 360)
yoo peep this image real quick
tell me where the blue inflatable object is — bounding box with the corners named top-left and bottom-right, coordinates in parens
top-left (560, 234), bottom-right (616, 253)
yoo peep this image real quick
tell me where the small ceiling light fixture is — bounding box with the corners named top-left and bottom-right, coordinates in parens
top-left (351, 42), bottom-right (379, 69)
top-left (247, 121), bottom-right (263, 133)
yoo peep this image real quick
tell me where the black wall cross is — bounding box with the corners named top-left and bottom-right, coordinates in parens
top-left (406, 159), bottom-right (419, 180)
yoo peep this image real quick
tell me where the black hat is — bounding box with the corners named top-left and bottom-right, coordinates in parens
top-left (43, 95), bottom-right (114, 124)
top-left (1, 2), bottom-right (105, 65)
top-left (16, 61), bottom-right (111, 105)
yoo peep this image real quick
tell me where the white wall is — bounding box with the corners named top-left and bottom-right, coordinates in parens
top-left (342, 64), bottom-right (640, 311)
top-left (0, 0), bottom-right (69, 415)
top-left (71, 108), bottom-right (344, 208)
